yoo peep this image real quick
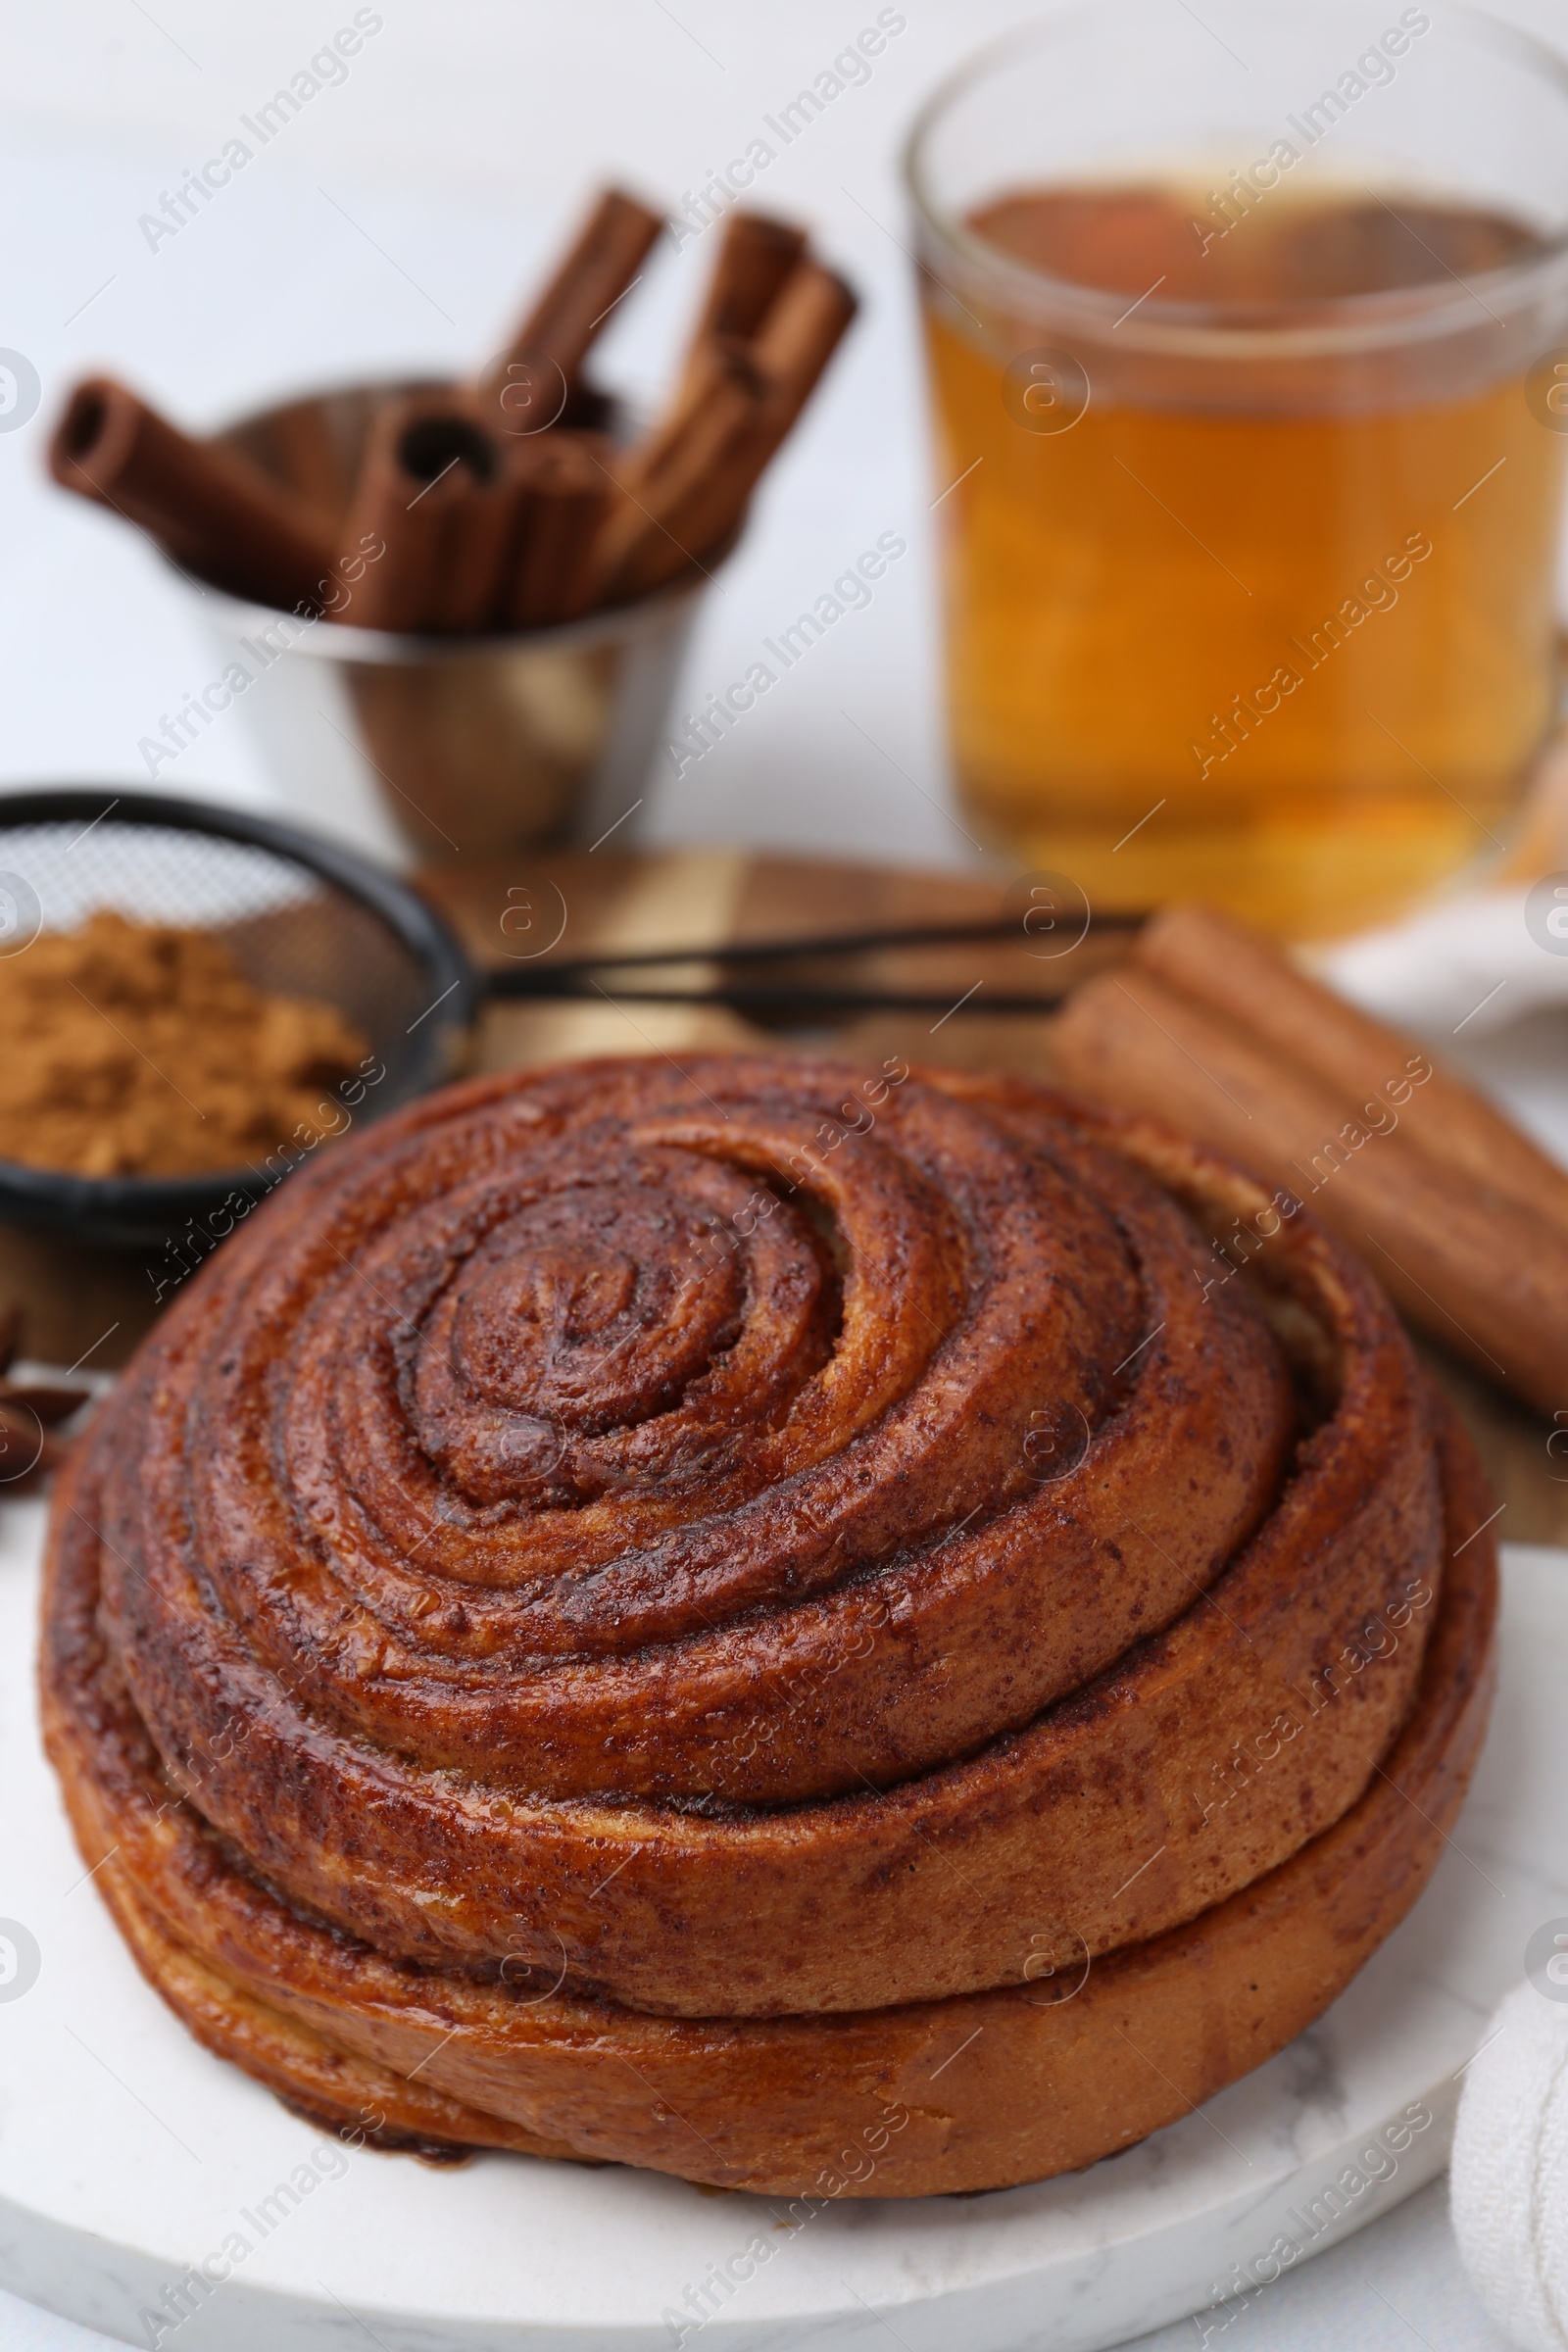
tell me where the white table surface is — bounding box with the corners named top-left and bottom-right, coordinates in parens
top-left (5, 6), bottom-right (1567, 2343)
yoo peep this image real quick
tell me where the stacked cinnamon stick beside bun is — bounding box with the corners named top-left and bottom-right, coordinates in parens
top-left (1051, 902), bottom-right (1568, 1421)
top-left (47, 189), bottom-right (856, 633)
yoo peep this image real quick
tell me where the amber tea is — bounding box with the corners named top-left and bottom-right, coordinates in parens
top-left (922, 179), bottom-right (1564, 935)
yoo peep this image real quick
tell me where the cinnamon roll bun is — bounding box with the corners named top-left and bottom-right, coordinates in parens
top-left (42, 1055), bottom-right (1497, 2193)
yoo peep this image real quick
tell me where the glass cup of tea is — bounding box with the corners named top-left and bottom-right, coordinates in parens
top-left (906, 0), bottom-right (1568, 936)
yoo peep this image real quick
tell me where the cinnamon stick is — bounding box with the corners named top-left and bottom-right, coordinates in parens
top-left (1138, 903), bottom-right (1568, 1232)
top-left (627, 334), bottom-right (766, 493)
top-left (338, 395), bottom-right (514, 634)
top-left (592, 350), bottom-right (766, 602)
top-left (594, 260), bottom-right (858, 602)
top-left (659, 258), bottom-right (858, 572)
top-left (499, 430), bottom-right (613, 629)
top-left (632, 229), bottom-right (834, 506)
top-left (1050, 951), bottom-right (1568, 1417)
top-left (483, 187), bottom-right (663, 413)
top-left (686, 211), bottom-right (808, 360)
top-left (50, 376), bottom-right (335, 612)
top-left (749, 259), bottom-right (859, 451)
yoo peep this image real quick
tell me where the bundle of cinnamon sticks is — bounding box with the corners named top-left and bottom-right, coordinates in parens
top-left (1049, 903), bottom-right (1568, 1420)
top-left (47, 189), bottom-right (857, 635)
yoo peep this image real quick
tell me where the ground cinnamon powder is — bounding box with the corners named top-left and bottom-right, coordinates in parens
top-left (0, 910), bottom-right (370, 1178)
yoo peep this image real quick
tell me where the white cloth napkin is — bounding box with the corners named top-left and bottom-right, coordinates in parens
top-left (1315, 888), bottom-right (1568, 1040)
top-left (1451, 1979), bottom-right (1568, 2349)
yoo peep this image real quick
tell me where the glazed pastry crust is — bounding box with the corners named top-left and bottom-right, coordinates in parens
top-left (40, 1056), bottom-right (1497, 2192)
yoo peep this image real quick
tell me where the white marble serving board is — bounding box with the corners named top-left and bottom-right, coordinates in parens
top-left (0, 1496), bottom-right (1562, 2352)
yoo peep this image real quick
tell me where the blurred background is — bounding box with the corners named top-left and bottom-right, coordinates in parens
top-left (4, 0), bottom-right (1557, 869)
top-left (6, 0), bottom-right (960, 861)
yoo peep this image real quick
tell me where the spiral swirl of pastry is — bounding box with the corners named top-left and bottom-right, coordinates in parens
top-left (62, 1056), bottom-right (1446, 2022)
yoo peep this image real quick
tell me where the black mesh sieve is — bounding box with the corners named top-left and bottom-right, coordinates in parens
top-left (0, 787), bottom-right (477, 1247)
